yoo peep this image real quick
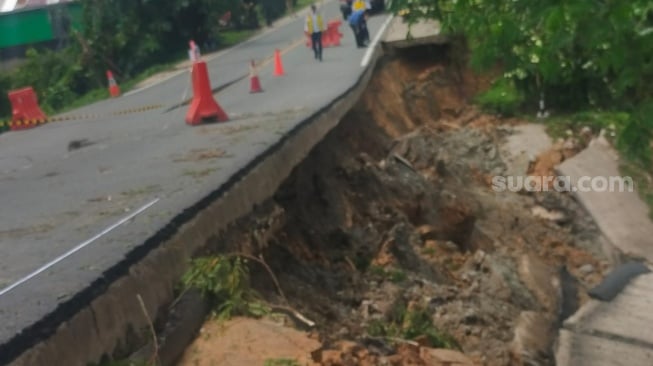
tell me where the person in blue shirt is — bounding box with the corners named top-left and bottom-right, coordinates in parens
top-left (348, 9), bottom-right (369, 48)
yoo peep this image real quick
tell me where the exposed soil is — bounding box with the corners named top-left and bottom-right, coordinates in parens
top-left (179, 45), bottom-right (608, 366)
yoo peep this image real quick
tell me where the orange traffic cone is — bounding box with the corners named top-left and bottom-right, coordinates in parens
top-left (273, 49), bottom-right (285, 77)
top-left (185, 61), bottom-right (229, 125)
top-left (107, 70), bottom-right (120, 98)
top-left (249, 60), bottom-right (263, 93)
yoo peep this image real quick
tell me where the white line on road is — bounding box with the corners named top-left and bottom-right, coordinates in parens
top-left (361, 14), bottom-right (394, 68)
top-left (0, 198), bottom-right (160, 297)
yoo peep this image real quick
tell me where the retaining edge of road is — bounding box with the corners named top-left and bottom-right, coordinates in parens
top-left (4, 22), bottom-right (389, 366)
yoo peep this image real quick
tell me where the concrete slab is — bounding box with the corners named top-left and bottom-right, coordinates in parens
top-left (556, 137), bottom-right (653, 263)
top-left (556, 330), bottom-right (653, 366)
top-left (564, 273), bottom-right (653, 347)
top-left (382, 17), bottom-right (446, 48)
top-left (500, 124), bottom-right (552, 177)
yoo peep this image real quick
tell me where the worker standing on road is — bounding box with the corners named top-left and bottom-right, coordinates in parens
top-left (348, 9), bottom-right (369, 48)
top-left (305, 4), bottom-right (325, 61)
top-left (351, 0), bottom-right (369, 12)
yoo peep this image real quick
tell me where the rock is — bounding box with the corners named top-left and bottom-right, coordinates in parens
top-left (517, 254), bottom-right (560, 313)
top-left (487, 145), bottom-right (497, 160)
top-left (510, 311), bottom-right (555, 366)
top-left (562, 138), bottom-right (577, 150)
top-left (320, 349), bottom-right (343, 365)
top-left (442, 241), bottom-right (460, 251)
top-left (578, 264), bottom-right (595, 276)
top-left (462, 308), bottom-right (480, 325)
top-left (417, 225), bottom-right (438, 241)
top-left (580, 126), bottom-right (592, 136)
top-left (338, 327), bottom-right (350, 337)
top-left (419, 348), bottom-right (477, 365)
top-left (531, 205), bottom-right (566, 223)
top-left (473, 250), bottom-right (486, 266)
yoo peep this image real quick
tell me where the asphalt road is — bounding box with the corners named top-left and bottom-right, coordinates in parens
top-left (0, 0), bottom-right (392, 358)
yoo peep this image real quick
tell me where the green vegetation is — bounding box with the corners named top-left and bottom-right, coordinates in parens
top-left (0, 0), bottom-right (304, 120)
top-left (264, 358), bottom-right (302, 366)
top-left (391, 0), bottom-right (653, 214)
top-left (366, 302), bottom-right (460, 349)
top-left (368, 265), bottom-right (408, 283)
top-left (475, 78), bottom-right (524, 117)
top-left (181, 255), bottom-right (270, 320)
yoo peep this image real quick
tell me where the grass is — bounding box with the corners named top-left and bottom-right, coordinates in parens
top-left (264, 358), bottom-right (302, 366)
top-left (368, 265), bottom-right (408, 283)
top-left (7, 27), bottom-right (258, 121)
top-left (366, 303), bottom-right (460, 350)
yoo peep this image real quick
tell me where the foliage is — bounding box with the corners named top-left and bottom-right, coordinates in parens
top-left (390, 0), bottom-right (653, 188)
top-left (391, 0), bottom-right (653, 110)
top-left (368, 265), bottom-right (407, 283)
top-left (181, 255), bottom-right (270, 319)
top-left (475, 78), bottom-right (524, 116)
top-left (0, 0), bottom-right (294, 119)
top-left (618, 102), bottom-right (653, 166)
top-left (264, 358), bottom-right (301, 366)
top-left (366, 303), bottom-right (460, 349)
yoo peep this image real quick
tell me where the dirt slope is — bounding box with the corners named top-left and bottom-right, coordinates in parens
top-left (180, 45), bottom-right (608, 366)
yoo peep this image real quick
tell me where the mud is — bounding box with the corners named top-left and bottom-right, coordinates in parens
top-left (182, 46), bottom-right (608, 365)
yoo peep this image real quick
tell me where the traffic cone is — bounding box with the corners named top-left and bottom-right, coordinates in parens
top-left (107, 70), bottom-right (120, 98)
top-left (249, 60), bottom-right (263, 93)
top-left (185, 61), bottom-right (228, 125)
top-left (273, 49), bottom-right (285, 76)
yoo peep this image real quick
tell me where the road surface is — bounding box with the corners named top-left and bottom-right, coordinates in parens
top-left (0, 1), bottom-right (393, 362)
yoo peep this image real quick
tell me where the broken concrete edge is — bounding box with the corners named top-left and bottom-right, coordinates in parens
top-left (128, 289), bottom-right (209, 366)
top-left (381, 34), bottom-right (450, 50)
top-left (552, 163), bottom-right (632, 268)
top-left (552, 139), bottom-right (653, 365)
top-left (4, 38), bottom-right (386, 366)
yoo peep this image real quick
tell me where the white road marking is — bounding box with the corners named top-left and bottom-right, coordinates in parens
top-left (361, 14), bottom-right (394, 67)
top-left (0, 198), bottom-right (160, 297)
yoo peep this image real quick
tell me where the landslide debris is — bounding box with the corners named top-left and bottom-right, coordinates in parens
top-left (180, 45), bottom-right (608, 366)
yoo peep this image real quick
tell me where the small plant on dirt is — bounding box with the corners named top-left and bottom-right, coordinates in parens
top-left (367, 265), bottom-right (408, 283)
top-left (263, 358), bottom-right (302, 366)
top-left (182, 255), bottom-right (270, 319)
top-left (366, 302), bottom-right (460, 350)
top-left (475, 78), bottom-right (524, 117)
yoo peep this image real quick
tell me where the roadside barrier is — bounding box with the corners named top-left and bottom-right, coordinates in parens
top-left (107, 70), bottom-right (121, 98)
top-left (273, 49), bottom-right (285, 76)
top-left (185, 40), bottom-right (229, 125)
top-left (305, 19), bottom-right (343, 48)
top-left (0, 104), bottom-right (164, 133)
top-left (249, 60), bottom-right (263, 93)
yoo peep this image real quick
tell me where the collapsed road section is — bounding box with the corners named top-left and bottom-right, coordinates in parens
top-left (170, 43), bottom-right (611, 366)
top-left (0, 8), bottom-right (393, 366)
top-left (3, 15), bottom-right (621, 366)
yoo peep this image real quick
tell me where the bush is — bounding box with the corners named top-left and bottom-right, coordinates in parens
top-left (181, 255), bottom-right (270, 319)
top-left (618, 102), bottom-right (653, 166)
top-left (475, 78), bottom-right (524, 117)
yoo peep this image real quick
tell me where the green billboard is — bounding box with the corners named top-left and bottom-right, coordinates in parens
top-left (0, 2), bottom-right (82, 49)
